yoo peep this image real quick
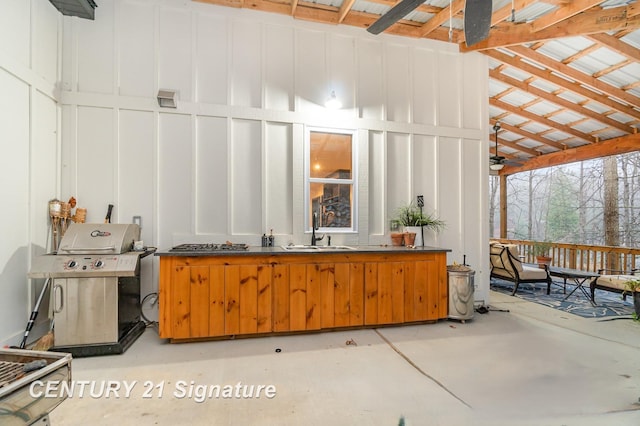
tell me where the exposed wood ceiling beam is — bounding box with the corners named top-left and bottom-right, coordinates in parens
top-left (507, 45), bottom-right (640, 110)
top-left (337, 0), bottom-right (355, 23)
top-left (491, 0), bottom-right (537, 26)
top-left (461, 5), bottom-right (640, 52)
top-left (500, 133), bottom-right (640, 175)
top-left (490, 97), bottom-right (595, 143)
top-left (531, 0), bottom-right (603, 33)
top-left (485, 49), bottom-right (640, 120)
top-left (490, 133), bottom-right (542, 157)
top-left (586, 32), bottom-right (640, 62)
top-left (418, 0), bottom-right (464, 37)
top-left (492, 119), bottom-right (567, 151)
top-left (489, 68), bottom-right (636, 134)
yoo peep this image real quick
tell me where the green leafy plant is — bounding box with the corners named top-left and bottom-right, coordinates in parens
top-left (623, 279), bottom-right (640, 322)
top-left (623, 278), bottom-right (640, 295)
top-left (532, 241), bottom-right (552, 257)
top-left (392, 202), bottom-right (446, 232)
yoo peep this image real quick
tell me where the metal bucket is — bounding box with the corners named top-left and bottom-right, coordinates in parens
top-left (447, 265), bottom-right (475, 321)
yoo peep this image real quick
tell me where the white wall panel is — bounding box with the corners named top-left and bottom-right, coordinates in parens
top-left (386, 132), bottom-right (411, 218)
top-left (462, 137), bottom-right (487, 302)
top-left (118, 109), bottom-right (156, 297)
top-left (196, 13), bottom-right (228, 105)
top-left (76, 106), bottom-right (115, 222)
top-left (0, 69), bottom-right (30, 343)
top-left (77, 1), bottom-right (114, 94)
top-left (0, 0), bottom-right (30, 68)
top-left (231, 119), bottom-right (262, 235)
top-left (33, 0), bottom-right (60, 84)
top-left (231, 20), bottom-right (261, 108)
top-left (328, 34), bottom-right (355, 111)
top-left (158, 7), bottom-right (192, 102)
top-left (118, 110), bottom-right (154, 233)
top-left (462, 53), bottom-right (487, 130)
top-left (368, 131), bottom-right (384, 235)
top-left (437, 137), bottom-right (461, 252)
top-left (296, 29), bottom-right (326, 114)
top-left (412, 134), bottom-right (437, 211)
top-left (31, 92), bottom-right (59, 253)
top-left (118, 0), bottom-right (155, 98)
top-left (413, 48), bottom-right (437, 126)
top-left (357, 39), bottom-right (384, 120)
top-left (265, 25), bottom-right (294, 111)
top-left (265, 122), bottom-right (293, 235)
top-left (437, 53), bottom-right (461, 128)
top-left (196, 115), bottom-right (228, 234)
top-left (385, 44), bottom-right (410, 123)
top-left (51, 1), bottom-right (491, 310)
top-left (158, 113), bottom-right (192, 246)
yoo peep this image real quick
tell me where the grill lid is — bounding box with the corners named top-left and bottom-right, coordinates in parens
top-left (57, 223), bottom-right (140, 255)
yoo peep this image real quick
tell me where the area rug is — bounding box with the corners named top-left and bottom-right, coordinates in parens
top-left (490, 278), bottom-right (635, 318)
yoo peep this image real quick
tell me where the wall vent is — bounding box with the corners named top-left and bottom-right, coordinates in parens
top-left (49, 0), bottom-right (97, 20)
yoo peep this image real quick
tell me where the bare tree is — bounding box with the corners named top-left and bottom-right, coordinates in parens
top-left (603, 155), bottom-right (620, 270)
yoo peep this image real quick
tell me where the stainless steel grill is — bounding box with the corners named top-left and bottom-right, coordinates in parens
top-left (0, 348), bottom-right (72, 426)
top-left (28, 223), bottom-right (152, 357)
top-left (0, 361), bottom-right (24, 388)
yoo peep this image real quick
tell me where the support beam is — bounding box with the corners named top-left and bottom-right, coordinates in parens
top-left (500, 174), bottom-right (508, 239)
top-left (500, 133), bottom-right (640, 175)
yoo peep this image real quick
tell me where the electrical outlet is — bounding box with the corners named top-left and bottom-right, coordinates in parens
top-left (133, 216), bottom-right (142, 228)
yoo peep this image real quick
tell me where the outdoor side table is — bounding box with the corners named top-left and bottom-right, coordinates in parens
top-left (548, 266), bottom-right (599, 306)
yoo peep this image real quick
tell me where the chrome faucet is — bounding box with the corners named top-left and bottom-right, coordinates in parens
top-left (311, 212), bottom-right (324, 246)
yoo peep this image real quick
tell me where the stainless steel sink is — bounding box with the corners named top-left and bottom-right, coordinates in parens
top-left (281, 245), bottom-right (356, 251)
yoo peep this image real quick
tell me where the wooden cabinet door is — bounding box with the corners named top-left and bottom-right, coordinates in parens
top-left (224, 264), bottom-right (272, 336)
top-left (167, 263), bottom-right (225, 339)
top-left (286, 264), bottom-right (322, 331)
top-left (320, 263), bottom-right (364, 328)
top-left (365, 262), bottom-right (405, 325)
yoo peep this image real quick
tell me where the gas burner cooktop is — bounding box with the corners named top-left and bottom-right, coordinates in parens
top-left (170, 243), bottom-right (249, 252)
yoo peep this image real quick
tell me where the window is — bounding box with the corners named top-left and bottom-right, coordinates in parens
top-left (305, 127), bottom-right (357, 232)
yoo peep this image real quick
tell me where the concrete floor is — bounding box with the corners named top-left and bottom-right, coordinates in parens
top-left (49, 291), bottom-right (640, 425)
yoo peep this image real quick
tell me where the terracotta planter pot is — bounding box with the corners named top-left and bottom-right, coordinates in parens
top-left (536, 255), bottom-right (552, 269)
top-left (403, 232), bottom-right (416, 246)
top-left (390, 233), bottom-right (404, 246)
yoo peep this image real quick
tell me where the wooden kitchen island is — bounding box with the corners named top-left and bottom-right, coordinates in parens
top-left (156, 246), bottom-right (449, 342)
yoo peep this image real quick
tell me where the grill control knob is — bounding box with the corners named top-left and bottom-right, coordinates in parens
top-left (67, 260), bottom-right (78, 269)
top-left (94, 260), bottom-right (104, 269)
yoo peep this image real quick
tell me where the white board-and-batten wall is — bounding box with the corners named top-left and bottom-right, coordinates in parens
top-left (0, 0), bottom-right (489, 345)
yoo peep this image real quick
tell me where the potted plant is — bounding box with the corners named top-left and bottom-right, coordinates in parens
top-left (623, 279), bottom-right (640, 319)
top-left (532, 241), bottom-right (552, 268)
top-left (392, 202), bottom-right (445, 246)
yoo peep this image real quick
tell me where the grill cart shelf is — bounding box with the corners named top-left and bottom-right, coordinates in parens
top-left (0, 348), bottom-right (72, 425)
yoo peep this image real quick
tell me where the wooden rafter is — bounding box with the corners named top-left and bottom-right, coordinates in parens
top-left (500, 133), bottom-right (640, 175)
top-left (490, 97), bottom-right (595, 143)
top-left (489, 68), bottom-right (637, 134)
top-left (508, 45), bottom-right (640, 109)
top-left (486, 49), bottom-right (640, 120)
top-left (461, 5), bottom-right (640, 52)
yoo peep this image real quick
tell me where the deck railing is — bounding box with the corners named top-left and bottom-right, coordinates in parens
top-left (491, 239), bottom-right (640, 273)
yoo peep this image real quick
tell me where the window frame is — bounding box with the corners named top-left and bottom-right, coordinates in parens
top-left (304, 126), bottom-right (358, 234)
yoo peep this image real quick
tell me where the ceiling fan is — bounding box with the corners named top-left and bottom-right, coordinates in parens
top-left (490, 122), bottom-right (525, 171)
top-left (367, 0), bottom-right (493, 47)
top-left (490, 122), bottom-right (506, 171)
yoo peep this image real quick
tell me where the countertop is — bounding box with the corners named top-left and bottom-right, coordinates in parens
top-left (155, 245), bottom-right (450, 256)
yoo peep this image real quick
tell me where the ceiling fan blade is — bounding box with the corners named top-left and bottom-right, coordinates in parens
top-left (464, 0), bottom-right (493, 46)
top-left (367, 0), bottom-right (426, 35)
